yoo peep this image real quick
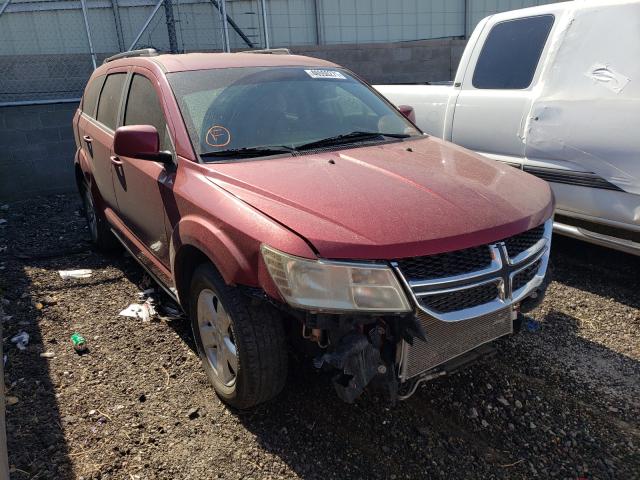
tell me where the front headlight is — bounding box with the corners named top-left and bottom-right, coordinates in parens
top-left (261, 245), bottom-right (411, 312)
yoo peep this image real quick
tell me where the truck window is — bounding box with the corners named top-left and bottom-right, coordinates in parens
top-left (124, 74), bottom-right (170, 151)
top-left (472, 15), bottom-right (554, 90)
top-left (96, 73), bottom-right (126, 130)
top-left (82, 75), bottom-right (104, 118)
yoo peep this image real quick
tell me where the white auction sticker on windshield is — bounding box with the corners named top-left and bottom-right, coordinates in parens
top-left (304, 69), bottom-right (346, 80)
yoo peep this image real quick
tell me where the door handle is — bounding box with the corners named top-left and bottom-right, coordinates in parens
top-left (110, 155), bottom-right (123, 166)
top-left (83, 135), bottom-right (93, 143)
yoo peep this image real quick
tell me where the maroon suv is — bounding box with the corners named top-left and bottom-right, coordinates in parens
top-left (73, 49), bottom-right (554, 408)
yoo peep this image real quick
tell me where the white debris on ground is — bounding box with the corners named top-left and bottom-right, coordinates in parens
top-left (58, 269), bottom-right (93, 280)
top-left (10, 331), bottom-right (29, 351)
top-left (120, 287), bottom-right (184, 322)
top-left (119, 300), bottom-right (156, 322)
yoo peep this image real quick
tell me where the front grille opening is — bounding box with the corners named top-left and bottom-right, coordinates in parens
top-left (419, 281), bottom-right (500, 314)
top-left (502, 224), bottom-right (544, 259)
top-left (512, 259), bottom-right (541, 292)
top-left (395, 245), bottom-right (492, 281)
top-left (406, 308), bottom-right (513, 378)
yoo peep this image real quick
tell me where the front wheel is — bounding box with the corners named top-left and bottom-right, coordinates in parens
top-left (189, 263), bottom-right (288, 409)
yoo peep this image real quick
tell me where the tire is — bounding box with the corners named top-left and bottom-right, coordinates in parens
top-left (189, 263), bottom-right (288, 409)
top-left (80, 182), bottom-right (119, 251)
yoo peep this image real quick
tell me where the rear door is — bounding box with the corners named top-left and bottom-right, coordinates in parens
top-left (450, 14), bottom-right (555, 164)
top-left (76, 73), bottom-right (104, 177)
top-left (84, 70), bottom-right (128, 209)
top-left (112, 68), bottom-right (176, 266)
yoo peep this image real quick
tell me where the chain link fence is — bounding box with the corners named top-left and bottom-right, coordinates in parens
top-left (0, 0), bottom-right (562, 105)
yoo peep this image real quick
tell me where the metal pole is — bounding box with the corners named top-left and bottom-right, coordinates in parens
top-left (129, 0), bottom-right (164, 51)
top-left (209, 0), bottom-right (254, 48)
top-left (0, 0), bottom-right (11, 18)
top-left (110, 0), bottom-right (125, 52)
top-left (80, 0), bottom-right (97, 69)
top-left (312, 0), bottom-right (321, 45)
top-left (464, 0), bottom-right (469, 38)
top-left (220, 0), bottom-right (230, 52)
top-left (260, 0), bottom-right (270, 49)
top-left (0, 321), bottom-right (9, 480)
top-left (164, 0), bottom-right (179, 53)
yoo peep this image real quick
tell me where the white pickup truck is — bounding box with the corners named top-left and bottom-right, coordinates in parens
top-left (376, 0), bottom-right (640, 255)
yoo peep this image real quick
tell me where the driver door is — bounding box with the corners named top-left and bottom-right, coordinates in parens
top-left (112, 69), bottom-right (176, 267)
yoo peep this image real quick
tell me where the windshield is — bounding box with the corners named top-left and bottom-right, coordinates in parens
top-left (167, 66), bottom-right (421, 160)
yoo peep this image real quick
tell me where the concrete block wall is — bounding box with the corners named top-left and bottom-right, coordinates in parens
top-left (0, 103), bottom-right (78, 201)
top-left (292, 38), bottom-right (466, 84)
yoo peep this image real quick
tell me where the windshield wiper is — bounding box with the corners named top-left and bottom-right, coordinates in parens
top-left (295, 131), bottom-right (411, 151)
top-left (200, 146), bottom-right (295, 159)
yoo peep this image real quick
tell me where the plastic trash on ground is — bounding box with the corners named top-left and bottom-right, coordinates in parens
top-left (526, 319), bottom-right (541, 332)
top-left (11, 331), bottom-right (29, 350)
top-left (119, 299), bottom-right (157, 322)
top-left (59, 269), bottom-right (93, 280)
top-left (121, 288), bottom-right (184, 322)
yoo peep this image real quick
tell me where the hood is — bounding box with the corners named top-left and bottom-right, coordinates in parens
top-left (203, 137), bottom-right (554, 259)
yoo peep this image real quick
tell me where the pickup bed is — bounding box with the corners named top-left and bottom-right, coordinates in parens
top-left (376, 0), bottom-right (640, 255)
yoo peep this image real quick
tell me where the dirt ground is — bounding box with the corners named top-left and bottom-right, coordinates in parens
top-left (1, 194), bottom-right (639, 480)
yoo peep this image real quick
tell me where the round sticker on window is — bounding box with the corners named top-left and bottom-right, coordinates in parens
top-left (205, 125), bottom-right (231, 147)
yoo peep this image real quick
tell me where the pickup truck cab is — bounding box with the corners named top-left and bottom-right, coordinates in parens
top-left (74, 49), bottom-right (553, 408)
top-left (376, 0), bottom-right (640, 255)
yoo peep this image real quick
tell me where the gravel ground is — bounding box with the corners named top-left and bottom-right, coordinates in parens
top-left (1, 194), bottom-right (638, 480)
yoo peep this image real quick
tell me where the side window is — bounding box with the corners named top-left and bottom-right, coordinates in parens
top-left (472, 15), bottom-right (554, 90)
top-left (96, 73), bottom-right (126, 130)
top-left (82, 75), bottom-right (104, 118)
top-left (124, 74), bottom-right (171, 151)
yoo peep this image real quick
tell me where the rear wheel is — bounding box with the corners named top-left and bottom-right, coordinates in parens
top-left (189, 263), bottom-right (287, 409)
top-left (80, 182), bottom-right (119, 251)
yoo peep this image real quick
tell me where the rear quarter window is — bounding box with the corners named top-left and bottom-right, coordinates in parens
top-left (472, 15), bottom-right (554, 90)
top-left (96, 73), bottom-right (126, 130)
top-left (81, 75), bottom-right (104, 118)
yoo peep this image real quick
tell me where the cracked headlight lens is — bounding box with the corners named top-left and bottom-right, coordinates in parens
top-left (261, 245), bottom-right (411, 312)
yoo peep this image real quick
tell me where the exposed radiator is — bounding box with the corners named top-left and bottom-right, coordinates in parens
top-left (400, 307), bottom-right (514, 380)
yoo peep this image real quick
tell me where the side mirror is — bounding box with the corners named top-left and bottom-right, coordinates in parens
top-left (113, 125), bottom-right (172, 163)
top-left (398, 105), bottom-right (416, 123)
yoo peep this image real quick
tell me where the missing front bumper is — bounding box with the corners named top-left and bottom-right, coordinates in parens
top-left (398, 306), bottom-right (516, 381)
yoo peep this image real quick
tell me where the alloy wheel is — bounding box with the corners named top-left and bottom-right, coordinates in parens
top-left (196, 288), bottom-right (238, 387)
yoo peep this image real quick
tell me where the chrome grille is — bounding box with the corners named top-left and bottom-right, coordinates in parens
top-left (512, 258), bottom-right (542, 292)
top-left (394, 220), bottom-right (552, 322)
top-left (502, 224), bottom-right (545, 259)
top-left (395, 245), bottom-right (492, 281)
top-left (394, 219), bottom-right (553, 380)
top-left (402, 307), bottom-right (513, 379)
top-left (419, 281), bottom-right (500, 314)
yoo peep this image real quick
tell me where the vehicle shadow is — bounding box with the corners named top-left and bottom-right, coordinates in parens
top-left (550, 234), bottom-right (640, 309)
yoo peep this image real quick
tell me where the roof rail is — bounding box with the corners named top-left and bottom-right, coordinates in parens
top-left (103, 48), bottom-right (159, 64)
top-left (241, 48), bottom-right (291, 55)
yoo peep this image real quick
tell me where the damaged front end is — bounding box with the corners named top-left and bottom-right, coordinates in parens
top-left (260, 219), bottom-right (553, 403)
top-left (308, 313), bottom-right (425, 403)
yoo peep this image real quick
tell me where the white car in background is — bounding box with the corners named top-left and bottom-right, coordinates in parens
top-left (376, 0), bottom-right (640, 255)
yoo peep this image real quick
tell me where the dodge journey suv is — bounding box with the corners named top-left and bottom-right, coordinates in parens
top-left (73, 48), bottom-right (554, 408)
